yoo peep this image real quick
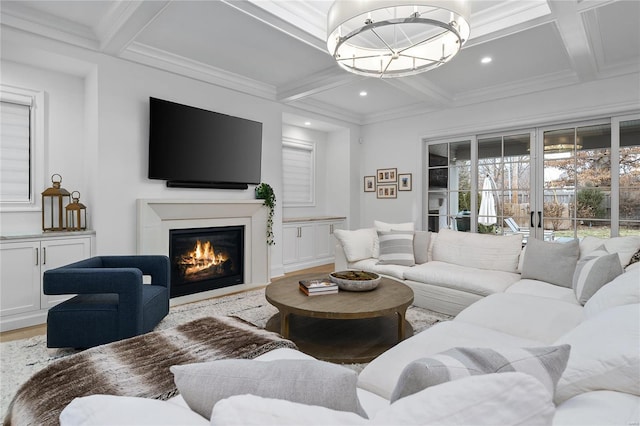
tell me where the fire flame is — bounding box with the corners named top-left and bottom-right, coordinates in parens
top-left (180, 240), bottom-right (228, 277)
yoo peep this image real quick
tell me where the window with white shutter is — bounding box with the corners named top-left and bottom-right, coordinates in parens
top-left (282, 138), bottom-right (315, 206)
top-left (0, 86), bottom-right (43, 211)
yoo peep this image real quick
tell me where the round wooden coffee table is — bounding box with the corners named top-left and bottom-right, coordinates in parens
top-left (265, 277), bottom-right (414, 363)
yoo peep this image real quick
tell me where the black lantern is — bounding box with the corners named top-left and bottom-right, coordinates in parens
top-left (41, 174), bottom-right (70, 231)
top-left (66, 191), bottom-right (87, 231)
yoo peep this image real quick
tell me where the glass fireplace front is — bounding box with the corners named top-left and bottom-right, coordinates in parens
top-left (169, 226), bottom-right (244, 298)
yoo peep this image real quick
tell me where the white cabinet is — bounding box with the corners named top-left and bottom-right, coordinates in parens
top-left (282, 218), bottom-right (345, 273)
top-left (0, 232), bottom-right (94, 331)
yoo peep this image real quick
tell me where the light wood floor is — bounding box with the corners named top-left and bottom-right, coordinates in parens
top-left (0, 264), bottom-right (334, 343)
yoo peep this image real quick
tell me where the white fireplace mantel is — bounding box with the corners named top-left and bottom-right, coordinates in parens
top-left (137, 199), bottom-right (269, 305)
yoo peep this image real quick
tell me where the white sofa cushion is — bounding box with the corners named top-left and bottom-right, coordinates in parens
top-left (522, 238), bottom-right (579, 288)
top-left (333, 228), bottom-right (377, 262)
top-left (390, 345), bottom-right (570, 401)
top-left (349, 258), bottom-right (409, 281)
top-left (403, 261), bottom-right (521, 297)
top-left (211, 373), bottom-right (555, 426)
top-left (376, 230), bottom-right (415, 266)
top-left (432, 229), bottom-right (523, 273)
top-left (583, 269), bottom-right (640, 319)
top-left (572, 249), bottom-right (623, 305)
top-left (357, 320), bottom-right (543, 400)
top-left (171, 359), bottom-right (366, 419)
top-left (506, 279), bottom-right (579, 304)
top-left (579, 235), bottom-right (640, 267)
top-left (60, 395), bottom-right (209, 426)
top-left (553, 391), bottom-right (640, 425)
top-left (553, 304), bottom-right (640, 404)
top-left (454, 293), bottom-right (584, 344)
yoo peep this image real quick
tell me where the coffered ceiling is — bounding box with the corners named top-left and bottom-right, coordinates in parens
top-left (1, 0), bottom-right (638, 129)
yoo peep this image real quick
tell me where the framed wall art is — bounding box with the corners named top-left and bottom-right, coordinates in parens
top-left (377, 184), bottom-right (397, 199)
top-left (364, 176), bottom-right (376, 192)
top-left (398, 173), bottom-right (412, 191)
top-left (377, 168), bottom-right (397, 183)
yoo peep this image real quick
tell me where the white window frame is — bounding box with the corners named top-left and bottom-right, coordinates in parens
top-left (282, 137), bottom-right (315, 207)
top-left (0, 85), bottom-right (44, 212)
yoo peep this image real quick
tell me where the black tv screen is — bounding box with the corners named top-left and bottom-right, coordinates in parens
top-left (148, 97), bottom-right (262, 189)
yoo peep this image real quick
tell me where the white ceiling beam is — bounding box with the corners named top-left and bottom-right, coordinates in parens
top-left (277, 67), bottom-right (362, 103)
top-left (547, 0), bottom-right (598, 81)
top-left (97, 1), bottom-right (170, 55)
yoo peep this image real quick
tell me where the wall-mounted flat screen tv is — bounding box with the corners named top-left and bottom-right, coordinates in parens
top-left (148, 97), bottom-right (263, 189)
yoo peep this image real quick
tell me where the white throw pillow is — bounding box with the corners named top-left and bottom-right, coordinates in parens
top-left (333, 228), bottom-right (377, 262)
top-left (522, 238), bottom-right (579, 288)
top-left (554, 391), bottom-right (640, 426)
top-left (583, 268), bottom-right (640, 319)
top-left (553, 304), bottom-right (640, 404)
top-left (572, 247), bottom-right (623, 305)
top-left (372, 221), bottom-right (415, 258)
top-left (580, 235), bottom-right (640, 267)
top-left (211, 373), bottom-right (555, 426)
top-left (60, 395), bottom-right (209, 426)
top-left (390, 345), bottom-right (570, 402)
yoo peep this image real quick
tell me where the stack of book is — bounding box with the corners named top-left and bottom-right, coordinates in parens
top-left (299, 279), bottom-right (338, 296)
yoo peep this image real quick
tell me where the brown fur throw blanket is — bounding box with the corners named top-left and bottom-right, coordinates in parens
top-left (5, 316), bottom-right (297, 425)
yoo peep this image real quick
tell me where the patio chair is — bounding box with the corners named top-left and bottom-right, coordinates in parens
top-left (504, 217), bottom-right (554, 242)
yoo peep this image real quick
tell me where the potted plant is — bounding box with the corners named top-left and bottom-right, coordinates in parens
top-left (255, 183), bottom-right (276, 246)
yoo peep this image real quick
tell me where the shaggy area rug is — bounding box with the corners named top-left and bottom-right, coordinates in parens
top-left (4, 316), bottom-right (297, 426)
top-left (0, 279), bottom-right (451, 421)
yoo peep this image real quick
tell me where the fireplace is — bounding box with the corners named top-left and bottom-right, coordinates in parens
top-left (169, 226), bottom-right (244, 298)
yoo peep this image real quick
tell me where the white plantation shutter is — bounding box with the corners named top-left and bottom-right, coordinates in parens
top-left (282, 138), bottom-right (315, 206)
top-left (0, 100), bottom-right (31, 202)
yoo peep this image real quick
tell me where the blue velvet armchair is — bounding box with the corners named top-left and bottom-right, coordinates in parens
top-left (43, 255), bottom-right (170, 348)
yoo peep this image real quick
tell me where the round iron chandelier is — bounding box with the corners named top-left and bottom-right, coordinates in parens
top-left (327, 0), bottom-right (471, 78)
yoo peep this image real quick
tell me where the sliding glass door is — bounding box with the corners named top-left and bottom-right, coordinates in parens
top-left (424, 113), bottom-right (640, 240)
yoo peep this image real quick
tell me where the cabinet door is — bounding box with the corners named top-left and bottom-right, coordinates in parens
top-left (0, 241), bottom-right (41, 317)
top-left (40, 237), bottom-right (91, 309)
top-left (329, 220), bottom-right (345, 257)
top-left (314, 223), bottom-right (332, 259)
top-left (282, 225), bottom-right (300, 265)
top-left (297, 224), bottom-right (315, 263)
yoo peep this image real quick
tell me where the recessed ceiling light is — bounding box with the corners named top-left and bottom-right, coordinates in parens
top-left (481, 57), bottom-right (492, 64)
top-left (359, 91), bottom-right (368, 97)
top-left (304, 121), bottom-right (311, 126)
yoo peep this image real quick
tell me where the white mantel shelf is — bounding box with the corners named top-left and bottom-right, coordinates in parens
top-left (136, 199), bottom-right (269, 305)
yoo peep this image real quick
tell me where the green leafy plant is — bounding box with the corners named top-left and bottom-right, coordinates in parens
top-left (255, 183), bottom-right (276, 246)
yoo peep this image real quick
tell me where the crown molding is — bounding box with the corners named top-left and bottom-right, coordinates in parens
top-left (121, 42), bottom-right (277, 101)
top-left (277, 67), bottom-right (362, 103)
top-left (288, 98), bottom-right (364, 126)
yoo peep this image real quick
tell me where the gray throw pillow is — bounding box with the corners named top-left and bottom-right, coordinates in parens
top-left (390, 345), bottom-right (571, 402)
top-left (522, 238), bottom-right (579, 287)
top-left (171, 359), bottom-right (367, 419)
top-left (573, 246), bottom-right (624, 305)
top-left (413, 231), bottom-right (430, 264)
top-left (377, 230), bottom-right (415, 266)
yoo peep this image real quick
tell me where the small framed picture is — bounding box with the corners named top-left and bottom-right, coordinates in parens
top-left (377, 184), bottom-right (397, 199)
top-left (364, 176), bottom-right (376, 192)
top-left (398, 173), bottom-right (412, 191)
top-left (377, 168), bottom-right (397, 183)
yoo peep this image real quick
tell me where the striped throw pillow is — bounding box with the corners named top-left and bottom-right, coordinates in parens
top-left (573, 246), bottom-right (624, 305)
top-left (377, 231), bottom-right (415, 266)
top-left (390, 345), bottom-right (570, 402)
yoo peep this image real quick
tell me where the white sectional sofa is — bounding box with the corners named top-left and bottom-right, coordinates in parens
top-left (58, 227), bottom-right (640, 425)
top-left (334, 221), bottom-right (640, 316)
top-left (60, 265), bottom-right (640, 425)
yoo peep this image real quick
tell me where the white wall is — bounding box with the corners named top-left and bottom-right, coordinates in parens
top-left (0, 28), bottom-right (359, 277)
top-left (0, 60), bottom-right (86, 235)
top-left (358, 72), bottom-right (640, 229)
